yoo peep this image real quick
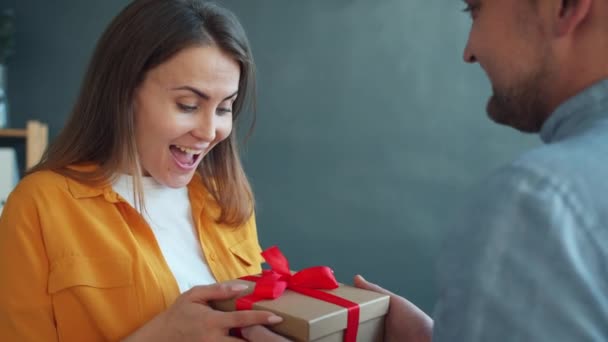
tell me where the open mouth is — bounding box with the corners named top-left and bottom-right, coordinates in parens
top-left (169, 144), bottom-right (203, 168)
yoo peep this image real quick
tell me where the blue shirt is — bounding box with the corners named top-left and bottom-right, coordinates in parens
top-left (433, 79), bottom-right (608, 341)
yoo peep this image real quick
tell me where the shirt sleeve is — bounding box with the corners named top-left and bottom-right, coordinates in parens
top-left (0, 182), bottom-right (58, 341)
top-left (432, 164), bottom-right (608, 341)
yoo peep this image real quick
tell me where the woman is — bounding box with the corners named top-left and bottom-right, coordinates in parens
top-left (0, 0), bottom-right (282, 341)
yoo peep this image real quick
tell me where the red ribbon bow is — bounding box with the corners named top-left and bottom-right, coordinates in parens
top-left (237, 246), bottom-right (360, 342)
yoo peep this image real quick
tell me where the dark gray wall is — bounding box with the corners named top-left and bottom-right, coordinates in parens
top-left (1, 0), bottom-right (538, 313)
top-left (0, 0), bottom-right (127, 169)
top-left (1, 0), bottom-right (126, 130)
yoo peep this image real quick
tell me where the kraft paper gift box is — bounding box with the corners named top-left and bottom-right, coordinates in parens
top-left (210, 246), bottom-right (390, 342)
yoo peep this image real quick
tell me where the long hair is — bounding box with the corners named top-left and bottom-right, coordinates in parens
top-left (30, 0), bottom-right (257, 226)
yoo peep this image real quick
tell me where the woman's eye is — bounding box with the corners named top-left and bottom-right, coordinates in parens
top-left (216, 107), bottom-right (232, 116)
top-left (178, 103), bottom-right (198, 112)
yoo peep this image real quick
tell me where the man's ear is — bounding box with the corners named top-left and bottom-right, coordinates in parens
top-left (554, 0), bottom-right (593, 36)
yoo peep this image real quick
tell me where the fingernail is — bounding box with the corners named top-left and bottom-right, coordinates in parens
top-left (230, 284), bottom-right (249, 291)
top-left (268, 315), bottom-right (283, 323)
top-left (357, 274), bottom-right (366, 281)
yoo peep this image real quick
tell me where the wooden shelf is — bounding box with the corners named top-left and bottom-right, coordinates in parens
top-left (0, 128), bottom-right (27, 138)
top-left (0, 120), bottom-right (48, 169)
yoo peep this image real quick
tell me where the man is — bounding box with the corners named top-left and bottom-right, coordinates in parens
top-left (244, 0), bottom-right (608, 340)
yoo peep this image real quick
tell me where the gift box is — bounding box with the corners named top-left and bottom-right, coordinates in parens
top-left (210, 246), bottom-right (390, 342)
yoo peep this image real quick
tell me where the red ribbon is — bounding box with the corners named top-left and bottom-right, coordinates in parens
top-left (236, 246), bottom-right (360, 342)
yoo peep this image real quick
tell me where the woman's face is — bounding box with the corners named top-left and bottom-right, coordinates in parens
top-left (133, 45), bottom-right (240, 188)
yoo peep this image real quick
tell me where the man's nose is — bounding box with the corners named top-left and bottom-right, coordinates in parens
top-left (463, 36), bottom-right (477, 63)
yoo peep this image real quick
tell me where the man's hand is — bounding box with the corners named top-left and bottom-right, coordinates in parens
top-left (354, 275), bottom-right (433, 342)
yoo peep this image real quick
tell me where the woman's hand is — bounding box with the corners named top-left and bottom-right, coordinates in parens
top-left (123, 283), bottom-right (283, 342)
top-left (240, 325), bottom-right (293, 342)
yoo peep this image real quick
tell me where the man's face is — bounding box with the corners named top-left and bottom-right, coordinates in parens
top-left (463, 0), bottom-right (555, 132)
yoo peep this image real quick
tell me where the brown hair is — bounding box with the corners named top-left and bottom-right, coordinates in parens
top-left (30, 0), bottom-right (257, 226)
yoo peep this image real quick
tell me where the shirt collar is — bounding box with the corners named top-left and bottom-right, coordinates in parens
top-left (540, 78), bottom-right (608, 143)
top-left (64, 164), bottom-right (111, 200)
top-left (65, 164), bottom-right (206, 205)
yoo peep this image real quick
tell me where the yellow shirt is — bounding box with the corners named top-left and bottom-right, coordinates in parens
top-left (0, 169), bottom-right (263, 341)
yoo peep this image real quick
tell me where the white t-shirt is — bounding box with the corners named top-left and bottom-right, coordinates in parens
top-left (112, 174), bottom-right (216, 293)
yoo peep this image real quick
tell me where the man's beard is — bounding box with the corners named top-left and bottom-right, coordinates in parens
top-left (487, 64), bottom-right (552, 133)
